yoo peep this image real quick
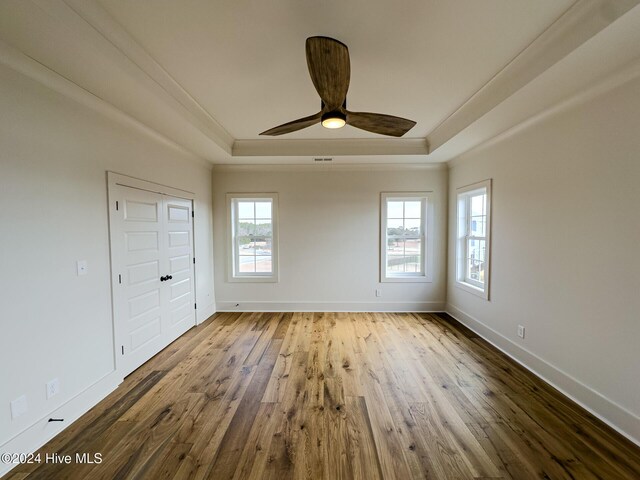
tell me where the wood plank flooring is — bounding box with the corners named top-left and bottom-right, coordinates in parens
top-left (4, 312), bottom-right (640, 479)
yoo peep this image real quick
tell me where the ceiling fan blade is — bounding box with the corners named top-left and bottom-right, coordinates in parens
top-left (346, 111), bottom-right (416, 137)
top-left (259, 112), bottom-right (322, 136)
top-left (306, 37), bottom-right (350, 110)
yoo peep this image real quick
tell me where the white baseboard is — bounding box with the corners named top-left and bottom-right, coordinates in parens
top-left (446, 303), bottom-right (640, 447)
top-left (216, 300), bottom-right (445, 313)
top-left (0, 371), bottom-right (122, 477)
top-left (197, 302), bottom-right (216, 324)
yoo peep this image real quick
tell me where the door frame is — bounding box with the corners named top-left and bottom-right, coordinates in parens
top-left (106, 172), bottom-right (197, 375)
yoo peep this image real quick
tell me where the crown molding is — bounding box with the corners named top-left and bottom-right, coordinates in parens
top-left (57, 0), bottom-right (234, 151)
top-left (444, 4), bottom-right (640, 167)
top-left (447, 57), bottom-right (640, 170)
top-left (427, 0), bottom-right (639, 153)
top-left (212, 162), bottom-right (446, 173)
top-left (0, 38), bottom-right (213, 171)
top-left (232, 137), bottom-right (430, 157)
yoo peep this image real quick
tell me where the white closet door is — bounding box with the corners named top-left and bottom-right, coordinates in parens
top-left (112, 186), bottom-right (166, 376)
top-left (111, 186), bottom-right (196, 377)
top-left (162, 195), bottom-right (196, 340)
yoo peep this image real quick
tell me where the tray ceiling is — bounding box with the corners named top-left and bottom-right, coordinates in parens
top-left (1, 0), bottom-right (638, 163)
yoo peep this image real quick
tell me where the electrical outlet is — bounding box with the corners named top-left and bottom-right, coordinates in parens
top-left (517, 325), bottom-right (525, 339)
top-left (76, 260), bottom-right (88, 276)
top-left (10, 395), bottom-right (28, 420)
top-left (46, 378), bottom-right (60, 399)
top-left (375, 289), bottom-right (382, 297)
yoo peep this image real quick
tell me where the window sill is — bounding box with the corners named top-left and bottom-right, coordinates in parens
top-left (228, 275), bottom-right (279, 283)
top-left (381, 275), bottom-right (432, 283)
top-left (455, 280), bottom-right (489, 300)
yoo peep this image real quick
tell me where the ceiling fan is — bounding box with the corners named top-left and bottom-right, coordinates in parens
top-left (260, 36), bottom-right (416, 137)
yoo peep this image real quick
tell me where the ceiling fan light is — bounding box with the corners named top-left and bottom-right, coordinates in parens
top-left (321, 111), bottom-right (346, 129)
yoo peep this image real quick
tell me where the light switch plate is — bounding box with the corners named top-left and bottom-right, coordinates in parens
top-left (10, 395), bottom-right (28, 420)
top-left (76, 260), bottom-right (88, 276)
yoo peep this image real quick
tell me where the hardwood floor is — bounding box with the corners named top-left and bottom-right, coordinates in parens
top-left (4, 312), bottom-right (640, 479)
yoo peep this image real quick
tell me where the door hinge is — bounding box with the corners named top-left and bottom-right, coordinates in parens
top-left (193, 257), bottom-right (196, 264)
top-left (194, 303), bottom-right (197, 310)
top-left (116, 200), bottom-right (119, 211)
top-left (121, 345), bottom-right (124, 355)
top-left (191, 210), bottom-right (194, 218)
top-left (118, 274), bottom-right (122, 284)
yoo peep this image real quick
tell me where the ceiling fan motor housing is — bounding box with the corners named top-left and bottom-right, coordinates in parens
top-left (321, 110), bottom-right (347, 129)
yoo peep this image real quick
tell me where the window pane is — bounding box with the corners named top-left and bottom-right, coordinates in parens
top-left (387, 255), bottom-right (405, 273)
top-left (467, 257), bottom-right (478, 280)
top-left (404, 201), bottom-right (421, 218)
top-left (238, 256), bottom-right (255, 273)
top-left (239, 241), bottom-right (255, 255)
top-left (255, 219), bottom-right (272, 236)
top-left (404, 238), bottom-right (421, 256)
top-left (404, 218), bottom-right (421, 236)
top-left (387, 217), bottom-right (404, 237)
top-left (466, 259), bottom-right (485, 284)
top-left (386, 238), bottom-right (404, 257)
top-left (256, 256), bottom-right (272, 273)
top-left (237, 220), bottom-right (255, 236)
top-left (404, 254), bottom-right (422, 273)
top-left (471, 194), bottom-right (485, 216)
top-left (476, 260), bottom-right (486, 283)
top-left (467, 239), bottom-right (486, 262)
top-left (254, 237), bottom-right (272, 256)
top-left (470, 216), bottom-right (485, 237)
top-left (387, 255), bottom-right (422, 273)
top-left (255, 201), bottom-right (271, 219)
top-left (478, 239), bottom-right (486, 261)
top-left (238, 201), bottom-right (254, 219)
top-left (387, 201), bottom-right (403, 218)
top-left (236, 220), bottom-right (254, 248)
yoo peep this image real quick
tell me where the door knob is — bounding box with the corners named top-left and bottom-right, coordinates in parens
top-left (160, 275), bottom-right (167, 282)
top-left (167, 275), bottom-right (173, 280)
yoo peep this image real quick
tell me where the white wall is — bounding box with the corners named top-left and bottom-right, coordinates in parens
top-left (447, 75), bottom-right (640, 442)
top-left (212, 166), bottom-right (447, 311)
top-left (0, 63), bottom-right (215, 448)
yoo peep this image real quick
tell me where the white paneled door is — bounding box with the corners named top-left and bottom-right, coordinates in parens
top-left (110, 185), bottom-right (195, 376)
top-left (164, 196), bottom-right (197, 340)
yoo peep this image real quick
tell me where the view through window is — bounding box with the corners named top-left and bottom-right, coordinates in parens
top-left (381, 193), bottom-right (431, 282)
top-left (386, 199), bottom-right (424, 275)
top-left (456, 180), bottom-right (491, 297)
top-left (465, 191), bottom-right (487, 285)
top-left (231, 197), bottom-right (275, 277)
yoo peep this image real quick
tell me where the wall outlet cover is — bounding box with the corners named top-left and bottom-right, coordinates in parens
top-left (46, 378), bottom-right (60, 399)
top-left (517, 325), bottom-right (525, 339)
top-left (10, 395), bottom-right (28, 420)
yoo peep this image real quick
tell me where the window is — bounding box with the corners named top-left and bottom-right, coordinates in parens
top-left (381, 192), bottom-right (433, 282)
top-left (456, 180), bottom-right (491, 298)
top-left (227, 193), bottom-right (278, 282)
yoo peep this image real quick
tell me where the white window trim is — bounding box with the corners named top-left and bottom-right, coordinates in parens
top-left (380, 192), bottom-right (434, 283)
top-left (227, 193), bottom-right (279, 283)
top-left (455, 180), bottom-right (491, 299)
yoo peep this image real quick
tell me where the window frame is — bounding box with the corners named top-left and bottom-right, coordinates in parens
top-left (227, 193), bottom-right (279, 283)
top-left (380, 192), bottom-right (434, 283)
top-left (456, 180), bottom-right (491, 299)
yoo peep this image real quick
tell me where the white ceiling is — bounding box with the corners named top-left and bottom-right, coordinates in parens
top-left (97, 0), bottom-right (573, 140)
top-left (0, 0), bottom-right (638, 163)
